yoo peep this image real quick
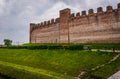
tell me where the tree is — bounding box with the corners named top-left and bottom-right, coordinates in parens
top-left (4, 39), bottom-right (12, 47)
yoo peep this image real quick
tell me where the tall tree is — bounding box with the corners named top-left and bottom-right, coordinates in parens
top-left (4, 39), bottom-right (12, 47)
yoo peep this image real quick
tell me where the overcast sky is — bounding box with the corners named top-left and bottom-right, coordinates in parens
top-left (0, 0), bottom-right (120, 45)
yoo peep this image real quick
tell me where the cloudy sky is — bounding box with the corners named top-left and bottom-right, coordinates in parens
top-left (0, 0), bottom-right (119, 45)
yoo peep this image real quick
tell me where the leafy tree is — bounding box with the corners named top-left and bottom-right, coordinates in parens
top-left (4, 39), bottom-right (12, 47)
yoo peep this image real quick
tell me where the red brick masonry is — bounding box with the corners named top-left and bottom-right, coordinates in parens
top-left (30, 3), bottom-right (120, 43)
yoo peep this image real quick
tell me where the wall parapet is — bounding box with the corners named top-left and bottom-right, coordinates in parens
top-left (69, 3), bottom-right (120, 22)
top-left (30, 3), bottom-right (120, 32)
top-left (30, 3), bottom-right (120, 43)
top-left (30, 18), bottom-right (60, 32)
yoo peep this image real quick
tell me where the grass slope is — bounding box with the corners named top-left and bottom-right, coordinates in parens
top-left (91, 55), bottom-right (120, 78)
top-left (0, 48), bottom-right (118, 78)
top-left (0, 61), bottom-right (74, 79)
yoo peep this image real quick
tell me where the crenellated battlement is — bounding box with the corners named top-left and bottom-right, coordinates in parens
top-left (106, 6), bottom-right (113, 13)
top-left (30, 3), bottom-right (120, 43)
top-left (30, 18), bottom-right (60, 32)
top-left (30, 3), bottom-right (120, 32)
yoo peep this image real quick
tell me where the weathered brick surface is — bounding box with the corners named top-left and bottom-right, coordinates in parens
top-left (30, 3), bottom-right (120, 43)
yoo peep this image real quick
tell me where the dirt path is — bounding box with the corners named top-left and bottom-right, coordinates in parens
top-left (108, 71), bottom-right (120, 79)
top-left (91, 49), bottom-right (120, 53)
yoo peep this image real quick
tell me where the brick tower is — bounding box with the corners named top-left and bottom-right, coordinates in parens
top-left (59, 8), bottom-right (71, 43)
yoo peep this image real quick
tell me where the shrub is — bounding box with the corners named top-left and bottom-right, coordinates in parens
top-left (4, 44), bottom-right (84, 50)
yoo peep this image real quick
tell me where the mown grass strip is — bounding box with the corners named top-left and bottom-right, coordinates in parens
top-left (0, 61), bottom-right (74, 79)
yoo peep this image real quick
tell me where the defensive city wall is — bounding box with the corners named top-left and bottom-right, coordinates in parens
top-left (30, 3), bottom-right (120, 43)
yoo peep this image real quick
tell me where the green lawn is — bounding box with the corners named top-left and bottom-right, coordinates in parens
top-left (0, 48), bottom-right (118, 79)
top-left (0, 60), bottom-right (74, 79)
top-left (91, 55), bottom-right (120, 78)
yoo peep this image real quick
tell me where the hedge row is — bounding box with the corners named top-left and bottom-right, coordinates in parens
top-left (3, 44), bottom-right (83, 50)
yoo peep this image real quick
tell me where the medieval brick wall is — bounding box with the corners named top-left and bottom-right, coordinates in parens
top-left (30, 3), bottom-right (120, 43)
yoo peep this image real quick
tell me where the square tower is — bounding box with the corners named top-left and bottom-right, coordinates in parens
top-left (59, 8), bottom-right (71, 43)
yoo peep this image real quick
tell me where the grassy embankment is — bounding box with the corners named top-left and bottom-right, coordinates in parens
top-left (91, 54), bottom-right (120, 78)
top-left (0, 46), bottom-right (119, 79)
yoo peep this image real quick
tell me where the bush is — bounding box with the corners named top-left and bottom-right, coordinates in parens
top-left (4, 44), bottom-right (84, 50)
top-left (68, 44), bottom-right (83, 50)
